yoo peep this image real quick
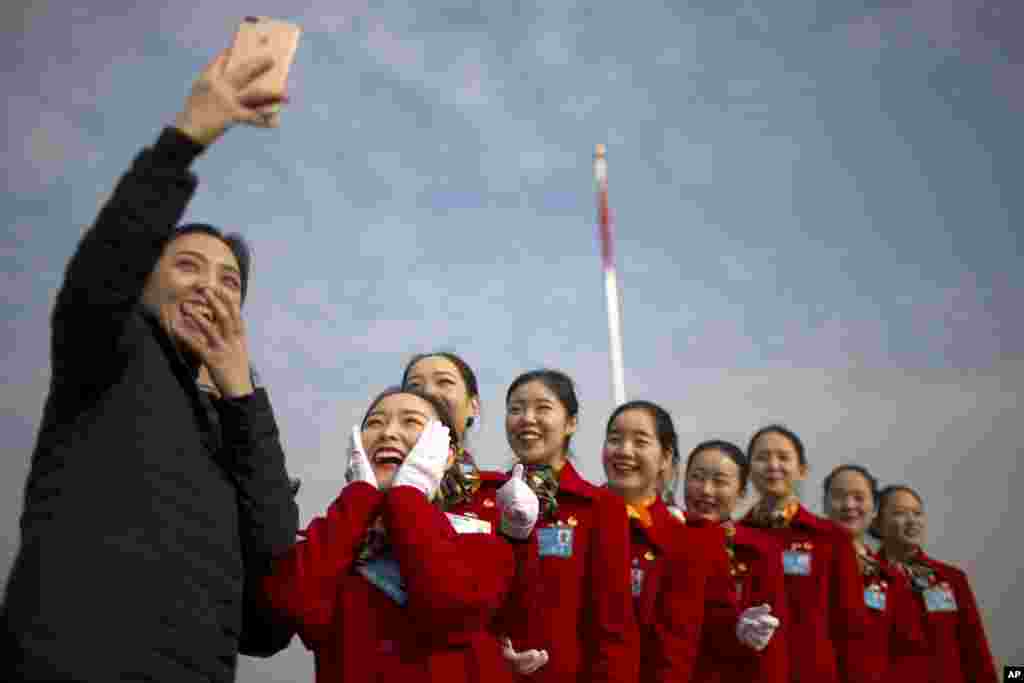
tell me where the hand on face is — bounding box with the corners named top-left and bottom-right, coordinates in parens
top-left (172, 287), bottom-right (253, 398)
top-left (346, 425), bottom-right (379, 489)
top-left (174, 49), bottom-right (290, 146)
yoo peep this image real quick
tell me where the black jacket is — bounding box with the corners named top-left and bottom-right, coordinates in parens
top-left (2, 128), bottom-right (299, 682)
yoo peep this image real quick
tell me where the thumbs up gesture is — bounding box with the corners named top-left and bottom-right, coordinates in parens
top-left (736, 604), bottom-right (780, 651)
top-left (497, 463), bottom-right (539, 540)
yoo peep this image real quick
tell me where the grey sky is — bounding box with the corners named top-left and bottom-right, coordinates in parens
top-left (2, 0), bottom-right (1021, 678)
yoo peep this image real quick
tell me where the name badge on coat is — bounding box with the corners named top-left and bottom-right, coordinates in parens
top-left (538, 526), bottom-right (574, 558)
top-left (864, 586), bottom-right (887, 611)
top-left (446, 513), bottom-right (492, 534)
top-left (783, 550), bottom-right (812, 576)
top-left (923, 583), bottom-right (958, 612)
top-left (357, 556), bottom-right (408, 606)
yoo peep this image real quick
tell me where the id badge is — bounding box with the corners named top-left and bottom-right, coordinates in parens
top-left (923, 583), bottom-right (958, 612)
top-left (357, 556), bottom-right (408, 606)
top-left (783, 550), bottom-right (812, 576)
top-left (631, 567), bottom-right (645, 597)
top-left (537, 526), bottom-right (574, 558)
top-left (446, 512), bottom-right (492, 535)
top-left (864, 587), bottom-right (886, 611)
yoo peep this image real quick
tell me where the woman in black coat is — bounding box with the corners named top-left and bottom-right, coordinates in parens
top-left (3, 51), bottom-right (298, 682)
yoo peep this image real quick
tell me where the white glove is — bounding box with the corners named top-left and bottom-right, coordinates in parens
top-left (497, 463), bottom-right (539, 540)
top-left (391, 421), bottom-right (451, 499)
top-left (345, 425), bottom-right (378, 489)
top-left (736, 604), bottom-right (779, 651)
top-left (502, 637), bottom-right (549, 675)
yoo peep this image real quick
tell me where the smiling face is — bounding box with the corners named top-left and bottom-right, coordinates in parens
top-left (505, 380), bottom-right (577, 467)
top-left (361, 392), bottom-right (447, 489)
top-left (603, 408), bottom-right (671, 503)
top-left (684, 448), bottom-right (744, 523)
top-left (878, 489), bottom-right (927, 552)
top-left (749, 431), bottom-right (808, 499)
top-left (403, 355), bottom-right (479, 439)
top-left (825, 469), bottom-right (876, 540)
top-left (141, 232), bottom-right (243, 351)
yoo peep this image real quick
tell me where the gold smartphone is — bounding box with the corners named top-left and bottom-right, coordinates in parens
top-left (226, 16), bottom-right (301, 117)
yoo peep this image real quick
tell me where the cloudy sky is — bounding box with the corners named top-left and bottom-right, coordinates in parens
top-left (3, 0), bottom-right (1021, 677)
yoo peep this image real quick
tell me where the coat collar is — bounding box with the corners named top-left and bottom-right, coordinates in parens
top-left (556, 460), bottom-right (599, 500)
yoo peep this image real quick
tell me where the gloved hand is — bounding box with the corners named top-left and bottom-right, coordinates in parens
top-left (497, 463), bottom-right (540, 540)
top-left (502, 637), bottom-right (549, 675)
top-left (392, 421), bottom-right (451, 499)
top-left (345, 425), bottom-right (378, 489)
top-left (736, 604), bottom-right (780, 651)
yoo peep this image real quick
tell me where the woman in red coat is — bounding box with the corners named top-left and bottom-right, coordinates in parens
top-left (874, 485), bottom-right (998, 683)
top-left (682, 439), bottom-right (789, 683)
top-left (402, 351), bottom-right (549, 676)
top-left (823, 466), bottom-right (926, 683)
top-left (504, 370), bottom-right (639, 683)
top-left (740, 425), bottom-right (867, 683)
top-left (600, 400), bottom-right (715, 683)
top-left (263, 387), bottom-right (539, 683)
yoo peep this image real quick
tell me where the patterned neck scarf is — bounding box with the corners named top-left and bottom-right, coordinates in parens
top-left (524, 463), bottom-right (559, 521)
top-left (721, 520), bottom-right (745, 576)
top-left (749, 496), bottom-right (801, 528)
top-left (626, 496), bottom-right (657, 529)
top-left (357, 517), bottom-right (390, 563)
top-left (889, 548), bottom-right (936, 592)
top-left (857, 546), bottom-right (881, 578)
top-left (438, 446), bottom-right (481, 511)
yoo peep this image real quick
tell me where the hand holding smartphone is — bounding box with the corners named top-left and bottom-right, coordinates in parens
top-left (225, 16), bottom-right (301, 126)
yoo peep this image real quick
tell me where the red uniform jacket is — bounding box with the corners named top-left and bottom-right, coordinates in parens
top-left (689, 519), bottom-right (790, 683)
top-left (741, 505), bottom-right (867, 683)
top-left (839, 549), bottom-right (927, 683)
top-left (627, 499), bottom-right (715, 683)
top-left (446, 472), bottom-right (540, 683)
top-left (510, 461), bottom-right (639, 683)
top-left (262, 482), bottom-right (520, 683)
top-left (881, 550), bottom-right (998, 683)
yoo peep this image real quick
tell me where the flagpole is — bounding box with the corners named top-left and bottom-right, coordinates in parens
top-left (594, 144), bottom-right (626, 408)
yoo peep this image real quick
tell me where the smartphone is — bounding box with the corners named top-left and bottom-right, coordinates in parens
top-left (226, 16), bottom-right (301, 115)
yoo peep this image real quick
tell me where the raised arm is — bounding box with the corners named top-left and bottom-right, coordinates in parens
top-left (52, 50), bottom-right (287, 387)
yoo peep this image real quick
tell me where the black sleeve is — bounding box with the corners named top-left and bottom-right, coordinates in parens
top-left (215, 387), bottom-right (300, 657)
top-left (215, 388), bottom-right (300, 572)
top-left (51, 127), bottom-right (204, 385)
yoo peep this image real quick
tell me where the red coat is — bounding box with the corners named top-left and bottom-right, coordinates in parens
top-left (262, 482), bottom-right (520, 683)
top-left (689, 519), bottom-right (790, 683)
top-left (741, 505), bottom-right (867, 683)
top-left (510, 461), bottom-right (639, 683)
top-left (628, 499), bottom-right (715, 683)
top-left (881, 550), bottom-right (998, 683)
top-left (446, 472), bottom-right (540, 683)
top-left (838, 550), bottom-right (927, 683)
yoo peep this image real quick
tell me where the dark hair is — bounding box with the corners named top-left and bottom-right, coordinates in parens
top-left (685, 439), bottom-right (750, 494)
top-left (506, 369), bottom-right (579, 450)
top-left (172, 223), bottom-right (252, 303)
top-left (823, 464), bottom-right (879, 511)
top-left (747, 424), bottom-right (806, 466)
top-left (606, 401), bottom-right (679, 501)
top-left (869, 484), bottom-right (924, 540)
top-left (401, 351), bottom-right (480, 428)
top-left (361, 386), bottom-right (461, 454)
